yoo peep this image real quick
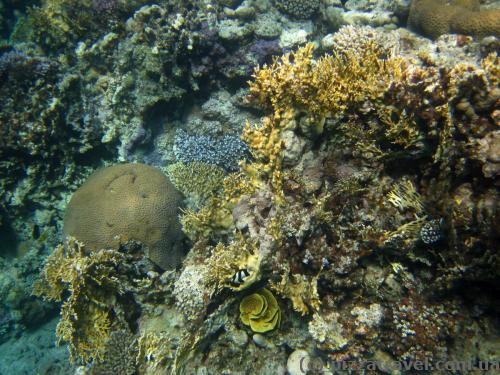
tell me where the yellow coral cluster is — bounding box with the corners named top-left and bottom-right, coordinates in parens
top-left (181, 41), bottom-right (409, 239)
top-left (242, 42), bottom-right (407, 199)
top-left (205, 233), bottom-right (261, 292)
top-left (180, 197), bottom-right (234, 241)
top-left (270, 266), bottom-right (321, 316)
top-left (239, 288), bottom-right (281, 333)
top-left (165, 161), bottom-right (226, 209)
top-left (249, 43), bottom-right (406, 119)
top-left (33, 237), bottom-right (126, 363)
top-left (180, 172), bottom-right (256, 241)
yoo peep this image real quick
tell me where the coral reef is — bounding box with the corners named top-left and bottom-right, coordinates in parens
top-left (24, 0), bottom-right (148, 52)
top-left (169, 25), bottom-right (499, 373)
top-left (0, 46), bottom-right (102, 251)
top-left (33, 236), bottom-right (176, 369)
top-left (239, 288), bottom-right (281, 333)
top-left (173, 263), bottom-right (214, 321)
top-left (33, 238), bottom-right (129, 362)
top-left (1, 0), bottom-right (499, 370)
top-left (63, 163), bottom-right (186, 270)
top-left (408, 0), bottom-right (500, 39)
top-left (90, 329), bottom-right (138, 375)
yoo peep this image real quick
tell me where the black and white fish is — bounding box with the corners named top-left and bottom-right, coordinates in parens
top-left (231, 269), bottom-right (250, 286)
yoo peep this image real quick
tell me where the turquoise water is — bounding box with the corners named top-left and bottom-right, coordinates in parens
top-left (0, 1), bottom-right (499, 374)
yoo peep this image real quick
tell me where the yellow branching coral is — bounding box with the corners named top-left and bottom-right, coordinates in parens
top-left (180, 197), bottom-right (234, 241)
top-left (240, 41), bottom-right (409, 201)
top-left (179, 172), bottom-right (256, 241)
top-left (270, 267), bottom-right (321, 316)
top-left (205, 233), bottom-right (260, 292)
top-left (137, 332), bottom-right (174, 371)
top-left (385, 180), bottom-right (428, 247)
top-left (33, 237), bottom-right (126, 363)
top-left (165, 162), bottom-right (226, 209)
top-left (378, 108), bottom-right (422, 149)
top-left (249, 42), bottom-right (406, 120)
top-left (240, 288), bottom-right (281, 333)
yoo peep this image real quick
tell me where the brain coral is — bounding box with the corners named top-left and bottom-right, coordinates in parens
top-left (408, 0), bottom-right (500, 39)
top-left (63, 163), bottom-right (185, 270)
top-left (273, 0), bottom-right (320, 19)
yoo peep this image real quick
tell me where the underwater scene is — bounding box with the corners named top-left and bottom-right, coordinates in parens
top-left (0, 0), bottom-right (499, 374)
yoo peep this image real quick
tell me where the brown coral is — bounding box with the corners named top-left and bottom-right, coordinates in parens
top-left (408, 0), bottom-right (500, 39)
top-left (63, 163), bottom-right (185, 270)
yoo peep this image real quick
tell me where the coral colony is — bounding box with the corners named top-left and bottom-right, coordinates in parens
top-left (0, 0), bottom-right (499, 374)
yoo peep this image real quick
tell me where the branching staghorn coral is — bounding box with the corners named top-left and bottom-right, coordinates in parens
top-left (248, 42), bottom-right (407, 120)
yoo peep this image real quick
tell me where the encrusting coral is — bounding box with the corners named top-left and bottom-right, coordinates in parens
top-left (408, 0), bottom-right (500, 39)
top-left (239, 288), bottom-right (281, 333)
top-left (63, 163), bottom-right (186, 270)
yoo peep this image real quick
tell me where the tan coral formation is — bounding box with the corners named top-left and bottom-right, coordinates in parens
top-left (408, 0), bottom-right (500, 39)
top-left (63, 163), bottom-right (185, 270)
top-left (33, 238), bottom-right (126, 363)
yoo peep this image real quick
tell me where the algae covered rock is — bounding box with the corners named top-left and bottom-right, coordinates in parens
top-left (63, 163), bottom-right (185, 270)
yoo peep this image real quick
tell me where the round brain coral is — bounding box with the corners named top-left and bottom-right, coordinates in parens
top-left (63, 163), bottom-right (185, 269)
top-left (408, 0), bottom-right (500, 39)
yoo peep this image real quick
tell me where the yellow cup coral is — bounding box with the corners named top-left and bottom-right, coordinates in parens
top-left (239, 288), bottom-right (281, 333)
